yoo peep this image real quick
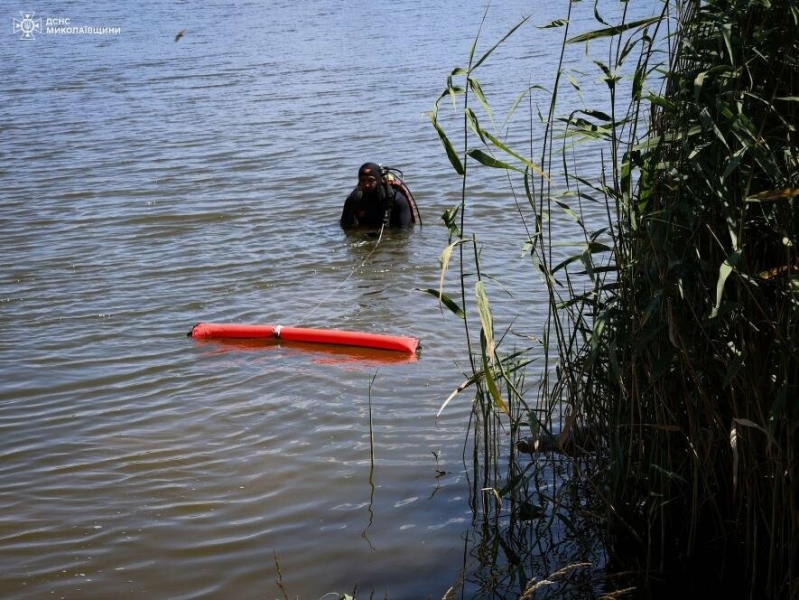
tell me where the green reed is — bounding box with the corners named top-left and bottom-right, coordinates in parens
top-left (428, 0), bottom-right (799, 597)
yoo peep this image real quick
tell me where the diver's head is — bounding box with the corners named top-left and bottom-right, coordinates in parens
top-left (357, 162), bottom-right (382, 194)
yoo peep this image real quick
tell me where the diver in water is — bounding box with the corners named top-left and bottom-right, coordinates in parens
top-left (339, 162), bottom-right (414, 229)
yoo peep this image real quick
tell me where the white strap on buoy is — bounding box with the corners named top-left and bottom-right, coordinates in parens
top-left (274, 325), bottom-right (282, 339)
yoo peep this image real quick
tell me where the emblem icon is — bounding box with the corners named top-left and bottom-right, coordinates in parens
top-left (13, 12), bottom-right (42, 40)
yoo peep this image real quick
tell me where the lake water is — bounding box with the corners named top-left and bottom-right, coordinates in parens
top-left (1, 1), bottom-right (663, 598)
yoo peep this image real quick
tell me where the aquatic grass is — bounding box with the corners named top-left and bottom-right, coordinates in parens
top-left (429, 0), bottom-right (799, 597)
top-left (425, 4), bottom-right (617, 596)
top-left (585, 1), bottom-right (799, 595)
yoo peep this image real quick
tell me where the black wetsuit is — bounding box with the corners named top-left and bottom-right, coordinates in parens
top-left (339, 184), bottom-right (413, 229)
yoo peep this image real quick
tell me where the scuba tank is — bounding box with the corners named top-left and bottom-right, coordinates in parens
top-left (379, 165), bottom-right (422, 226)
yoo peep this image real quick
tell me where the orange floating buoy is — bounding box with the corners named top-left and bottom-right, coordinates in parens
top-left (190, 322), bottom-right (278, 339)
top-left (189, 322), bottom-right (420, 354)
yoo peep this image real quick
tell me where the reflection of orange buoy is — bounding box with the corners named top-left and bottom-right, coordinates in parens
top-left (189, 322), bottom-right (420, 354)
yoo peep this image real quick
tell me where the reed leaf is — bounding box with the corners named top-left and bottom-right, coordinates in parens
top-left (417, 288), bottom-right (464, 319)
top-left (711, 249), bottom-right (742, 318)
top-left (746, 188), bottom-right (799, 202)
top-left (437, 372), bottom-right (481, 418)
top-left (430, 116), bottom-right (465, 175)
top-left (566, 16), bottom-right (663, 44)
top-left (467, 148), bottom-right (519, 171)
top-left (438, 241), bottom-right (459, 304)
top-left (483, 130), bottom-right (550, 179)
top-left (465, 108), bottom-right (487, 144)
top-left (480, 333), bottom-right (509, 416)
top-left (467, 77), bottom-right (492, 122)
top-left (475, 281), bottom-right (495, 357)
top-left (471, 16), bottom-right (529, 71)
top-left (539, 19), bottom-right (569, 29)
